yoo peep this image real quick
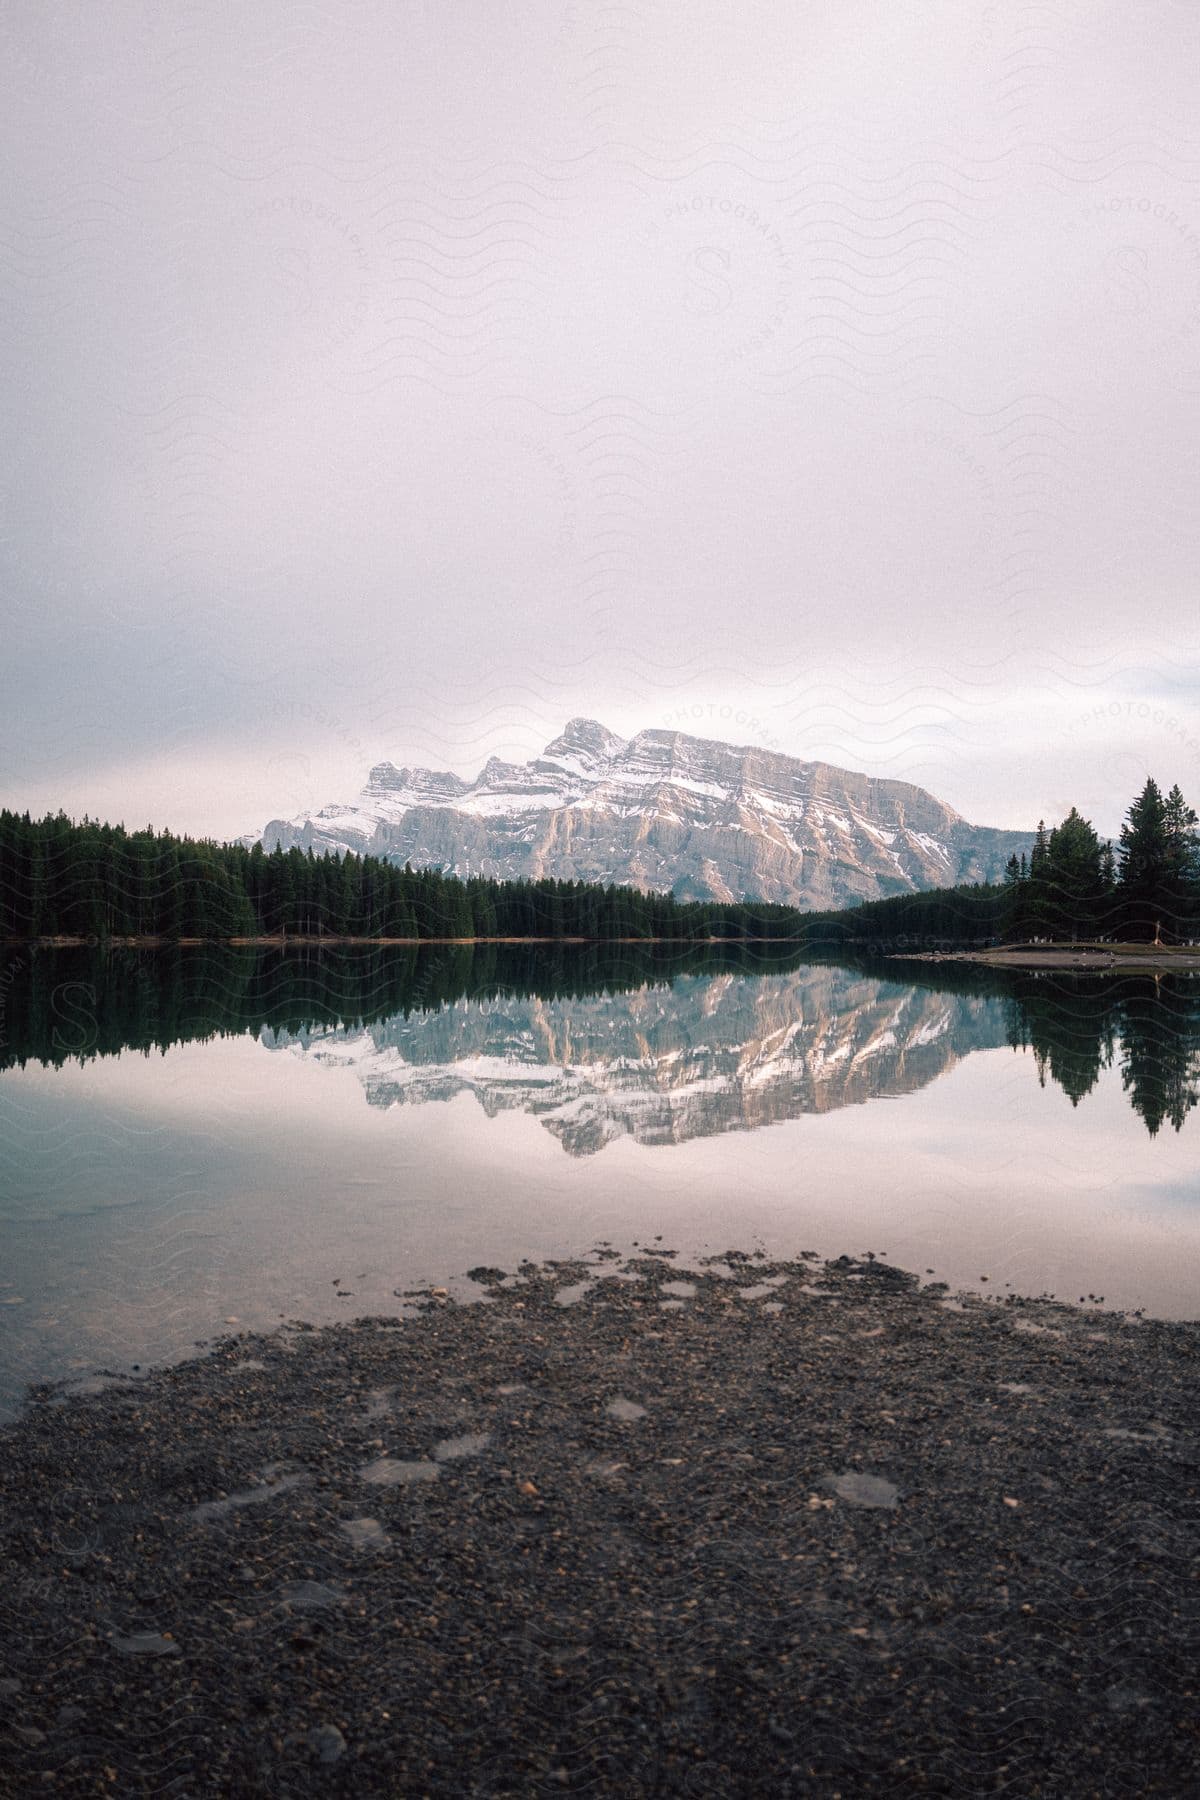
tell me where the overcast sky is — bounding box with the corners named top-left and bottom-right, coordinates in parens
top-left (2, 1), bottom-right (1199, 842)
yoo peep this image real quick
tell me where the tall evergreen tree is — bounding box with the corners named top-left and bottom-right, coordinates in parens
top-left (1163, 784), bottom-right (1199, 888)
top-left (1119, 778), bottom-right (1171, 938)
top-left (1043, 807), bottom-right (1103, 938)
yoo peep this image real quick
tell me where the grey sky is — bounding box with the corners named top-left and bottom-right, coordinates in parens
top-left (2, 1), bottom-right (1199, 843)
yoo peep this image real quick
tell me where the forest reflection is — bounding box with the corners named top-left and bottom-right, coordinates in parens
top-left (1, 945), bottom-right (1198, 1141)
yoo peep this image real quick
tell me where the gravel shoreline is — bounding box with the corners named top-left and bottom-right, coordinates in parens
top-left (898, 948), bottom-right (1200, 971)
top-left (1, 1252), bottom-right (1196, 1796)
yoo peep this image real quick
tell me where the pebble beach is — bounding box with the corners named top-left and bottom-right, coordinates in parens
top-left (1, 1251), bottom-right (1196, 1796)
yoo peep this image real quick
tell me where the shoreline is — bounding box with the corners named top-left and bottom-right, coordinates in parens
top-left (895, 942), bottom-right (1200, 971)
top-left (7, 934), bottom-right (788, 950)
top-left (2, 1250), bottom-right (1195, 1794)
top-left (9, 935), bottom-right (1200, 972)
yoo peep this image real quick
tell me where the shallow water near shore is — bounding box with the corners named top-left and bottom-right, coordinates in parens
top-left (1, 946), bottom-right (1199, 1417)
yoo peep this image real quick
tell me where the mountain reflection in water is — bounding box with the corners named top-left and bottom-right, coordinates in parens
top-left (266, 968), bottom-right (1000, 1154)
top-left (3, 945), bottom-right (1198, 1145)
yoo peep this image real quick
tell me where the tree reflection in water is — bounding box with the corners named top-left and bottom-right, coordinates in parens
top-left (2, 946), bottom-right (1198, 1140)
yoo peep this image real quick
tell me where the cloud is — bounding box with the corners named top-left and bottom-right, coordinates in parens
top-left (1, 1), bottom-right (1198, 840)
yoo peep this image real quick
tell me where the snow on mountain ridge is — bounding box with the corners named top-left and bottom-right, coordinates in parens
top-left (252, 717), bottom-right (1031, 908)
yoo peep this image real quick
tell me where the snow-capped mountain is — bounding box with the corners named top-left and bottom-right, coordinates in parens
top-left (251, 717), bottom-right (1029, 908)
top-left (263, 965), bottom-right (1008, 1155)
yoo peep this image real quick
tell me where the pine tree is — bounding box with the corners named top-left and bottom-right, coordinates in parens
top-left (1163, 784), bottom-right (1199, 888)
top-left (1044, 807), bottom-right (1103, 938)
top-left (1026, 820), bottom-right (1051, 937)
top-left (1119, 778), bottom-right (1170, 938)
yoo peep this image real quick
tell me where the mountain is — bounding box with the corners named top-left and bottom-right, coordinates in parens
top-left (263, 965), bottom-right (1009, 1155)
top-left (251, 718), bottom-right (1030, 908)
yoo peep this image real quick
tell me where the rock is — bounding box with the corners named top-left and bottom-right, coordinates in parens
top-left (192, 1470), bottom-right (308, 1522)
top-left (340, 1517), bottom-right (390, 1551)
top-left (606, 1398), bottom-right (647, 1422)
top-left (112, 1632), bottom-right (180, 1656)
top-left (278, 1580), bottom-right (347, 1611)
top-left (432, 1432), bottom-right (491, 1462)
top-left (825, 1472), bottom-right (900, 1510)
top-left (359, 1455), bottom-right (440, 1486)
top-left (309, 1723), bottom-right (347, 1764)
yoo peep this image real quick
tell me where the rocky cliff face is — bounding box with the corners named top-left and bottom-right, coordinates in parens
top-left (264, 965), bottom-right (1009, 1156)
top-left (253, 717), bottom-right (1029, 908)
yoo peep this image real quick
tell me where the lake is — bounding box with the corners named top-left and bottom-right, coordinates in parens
top-left (2, 945), bottom-right (1198, 1419)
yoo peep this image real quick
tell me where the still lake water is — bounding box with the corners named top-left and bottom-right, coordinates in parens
top-left (2, 946), bottom-right (1199, 1418)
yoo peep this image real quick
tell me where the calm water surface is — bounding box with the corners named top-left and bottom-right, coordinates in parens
top-left (1, 947), bottom-right (1198, 1418)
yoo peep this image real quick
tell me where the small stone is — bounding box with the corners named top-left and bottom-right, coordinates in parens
top-left (278, 1580), bottom-right (346, 1611)
top-left (518, 1479), bottom-right (539, 1496)
top-left (1003, 1496), bottom-right (1021, 1508)
top-left (825, 1472), bottom-right (900, 1511)
top-left (112, 1632), bottom-right (180, 1657)
top-left (1106, 1684), bottom-right (1154, 1713)
top-left (432, 1432), bottom-right (491, 1462)
top-left (309, 1723), bottom-right (347, 1764)
top-left (191, 1470), bottom-right (308, 1522)
top-left (340, 1517), bottom-right (390, 1551)
top-left (360, 1456), bottom-right (440, 1486)
top-left (606, 1397), bottom-right (647, 1422)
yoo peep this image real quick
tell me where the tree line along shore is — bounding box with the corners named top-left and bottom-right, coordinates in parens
top-left (1, 775), bottom-right (1198, 950)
